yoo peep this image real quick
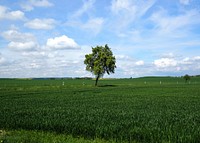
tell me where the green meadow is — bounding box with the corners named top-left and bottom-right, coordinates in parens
top-left (0, 77), bottom-right (200, 143)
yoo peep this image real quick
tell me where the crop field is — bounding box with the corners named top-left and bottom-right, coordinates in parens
top-left (0, 77), bottom-right (200, 143)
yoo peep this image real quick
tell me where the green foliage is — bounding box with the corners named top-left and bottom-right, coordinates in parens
top-left (0, 77), bottom-right (200, 142)
top-left (183, 74), bottom-right (190, 82)
top-left (84, 45), bottom-right (116, 86)
top-left (0, 130), bottom-right (112, 143)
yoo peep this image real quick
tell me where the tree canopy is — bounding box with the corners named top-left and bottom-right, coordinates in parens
top-left (84, 44), bottom-right (116, 86)
top-left (183, 74), bottom-right (190, 83)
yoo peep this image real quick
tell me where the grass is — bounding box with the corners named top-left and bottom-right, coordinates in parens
top-left (0, 129), bottom-right (113, 143)
top-left (0, 77), bottom-right (200, 142)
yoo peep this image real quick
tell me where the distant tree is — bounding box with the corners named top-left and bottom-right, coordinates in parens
top-left (183, 74), bottom-right (190, 83)
top-left (84, 44), bottom-right (116, 86)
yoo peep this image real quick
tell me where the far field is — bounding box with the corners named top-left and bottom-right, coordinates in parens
top-left (0, 77), bottom-right (200, 143)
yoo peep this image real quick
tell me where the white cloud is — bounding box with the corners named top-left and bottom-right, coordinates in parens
top-left (46, 35), bottom-right (80, 50)
top-left (0, 44), bottom-right (89, 78)
top-left (82, 18), bottom-right (104, 35)
top-left (1, 29), bottom-right (38, 51)
top-left (30, 63), bottom-right (40, 69)
top-left (150, 9), bottom-right (200, 34)
top-left (21, 0), bottom-right (53, 11)
top-left (72, 0), bottom-right (95, 18)
top-left (1, 1), bottom-right (200, 78)
top-left (0, 5), bottom-right (25, 20)
top-left (161, 53), bottom-right (175, 58)
top-left (24, 18), bottom-right (56, 30)
top-left (66, 0), bottom-right (103, 35)
top-left (181, 56), bottom-right (200, 65)
top-left (180, 56), bottom-right (200, 72)
top-left (30, 0), bottom-right (53, 7)
top-left (116, 55), bottom-right (131, 60)
top-left (154, 58), bottom-right (177, 68)
top-left (180, 0), bottom-right (190, 5)
top-left (110, 0), bottom-right (155, 30)
top-left (0, 53), bottom-right (6, 65)
top-left (108, 2), bottom-right (200, 51)
top-left (135, 60), bottom-right (144, 66)
top-left (193, 56), bottom-right (200, 61)
top-left (8, 41), bottom-right (37, 51)
top-left (150, 55), bottom-right (200, 75)
top-left (111, 0), bottom-right (131, 14)
top-left (181, 57), bottom-right (193, 65)
top-left (114, 54), bottom-right (149, 77)
top-left (1, 30), bottom-right (35, 42)
top-left (67, 17), bottom-right (104, 36)
top-left (116, 60), bottom-right (150, 77)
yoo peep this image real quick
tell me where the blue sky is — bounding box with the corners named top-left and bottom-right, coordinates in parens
top-left (0, 0), bottom-right (200, 78)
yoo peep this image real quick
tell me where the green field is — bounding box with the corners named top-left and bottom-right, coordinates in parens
top-left (0, 77), bottom-right (200, 143)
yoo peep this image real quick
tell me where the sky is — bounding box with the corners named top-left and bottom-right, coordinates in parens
top-left (0, 0), bottom-right (200, 78)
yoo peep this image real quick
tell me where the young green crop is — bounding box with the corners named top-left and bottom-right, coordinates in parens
top-left (0, 77), bottom-right (200, 142)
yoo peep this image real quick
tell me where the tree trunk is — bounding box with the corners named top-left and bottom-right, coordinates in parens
top-left (95, 74), bottom-right (100, 86)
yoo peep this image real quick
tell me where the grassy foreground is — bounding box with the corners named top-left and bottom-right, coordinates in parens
top-left (0, 129), bottom-right (113, 143)
top-left (0, 77), bottom-right (200, 142)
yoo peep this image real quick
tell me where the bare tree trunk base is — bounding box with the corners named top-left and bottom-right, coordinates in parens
top-left (95, 75), bottom-right (99, 86)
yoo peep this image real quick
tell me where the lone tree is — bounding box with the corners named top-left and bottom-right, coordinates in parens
top-left (84, 44), bottom-right (116, 86)
top-left (183, 74), bottom-right (190, 83)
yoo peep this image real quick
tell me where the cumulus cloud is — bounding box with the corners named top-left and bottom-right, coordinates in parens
top-left (8, 41), bottom-right (37, 51)
top-left (152, 55), bottom-right (200, 75)
top-left (114, 53), bottom-right (199, 77)
top-left (1, 1), bottom-right (200, 78)
top-left (24, 18), bottom-right (56, 30)
top-left (1, 29), bottom-right (38, 51)
top-left (116, 54), bottom-right (144, 66)
top-left (46, 35), bottom-right (80, 50)
top-left (116, 60), bottom-right (150, 77)
top-left (115, 54), bottom-right (149, 77)
top-left (135, 60), bottom-right (144, 66)
top-left (2, 30), bottom-right (35, 42)
top-left (181, 56), bottom-right (200, 65)
top-left (7, 46), bottom-right (89, 78)
top-left (179, 56), bottom-right (200, 72)
top-left (21, 0), bottom-right (53, 11)
top-left (0, 5), bottom-right (25, 20)
top-left (29, 62), bottom-right (40, 69)
top-left (194, 56), bottom-right (200, 61)
top-left (154, 58), bottom-right (177, 68)
top-left (0, 53), bottom-right (6, 65)
top-left (0, 43), bottom-right (87, 78)
top-left (181, 57), bottom-right (192, 65)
